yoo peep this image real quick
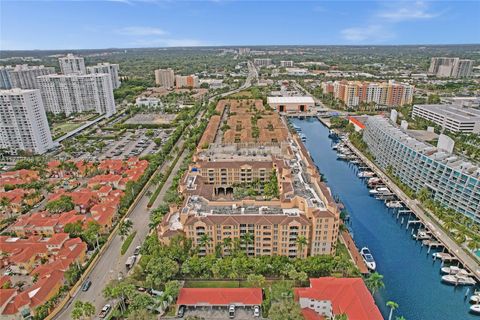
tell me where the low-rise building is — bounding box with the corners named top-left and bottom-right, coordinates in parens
top-left (175, 75), bottom-right (199, 88)
top-left (267, 96), bottom-right (315, 113)
top-left (412, 104), bottom-right (480, 133)
top-left (295, 277), bottom-right (383, 320)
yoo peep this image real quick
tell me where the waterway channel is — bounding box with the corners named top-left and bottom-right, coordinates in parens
top-left (292, 118), bottom-right (477, 320)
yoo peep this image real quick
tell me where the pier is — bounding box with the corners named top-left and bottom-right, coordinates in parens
top-left (345, 139), bottom-right (480, 282)
top-left (340, 230), bottom-right (369, 274)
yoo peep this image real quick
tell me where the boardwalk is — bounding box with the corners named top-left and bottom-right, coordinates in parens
top-left (345, 140), bottom-right (480, 281)
top-left (341, 229), bottom-right (369, 274)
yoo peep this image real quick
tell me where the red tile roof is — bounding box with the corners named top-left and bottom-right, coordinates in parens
top-left (348, 116), bottom-right (366, 129)
top-left (177, 288), bottom-right (263, 306)
top-left (295, 277), bottom-right (382, 320)
top-left (301, 308), bottom-right (325, 320)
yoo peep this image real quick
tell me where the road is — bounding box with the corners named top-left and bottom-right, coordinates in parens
top-left (53, 63), bottom-right (255, 320)
top-left (346, 139), bottom-right (480, 280)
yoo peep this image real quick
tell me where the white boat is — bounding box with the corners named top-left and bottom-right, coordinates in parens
top-left (369, 187), bottom-right (389, 195)
top-left (414, 230), bottom-right (431, 240)
top-left (386, 201), bottom-right (403, 208)
top-left (360, 247), bottom-right (376, 271)
top-left (433, 252), bottom-right (454, 261)
top-left (358, 171), bottom-right (375, 178)
top-left (441, 274), bottom-right (476, 285)
top-left (470, 304), bottom-right (480, 314)
top-left (441, 266), bottom-right (470, 275)
top-left (332, 144), bottom-right (339, 150)
top-left (470, 295), bottom-right (480, 303)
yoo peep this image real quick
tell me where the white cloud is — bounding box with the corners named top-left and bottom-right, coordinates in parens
top-left (341, 25), bottom-right (393, 42)
top-left (117, 26), bottom-right (168, 36)
top-left (377, 1), bottom-right (441, 22)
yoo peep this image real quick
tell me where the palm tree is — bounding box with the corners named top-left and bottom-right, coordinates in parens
top-left (386, 301), bottom-right (399, 320)
top-left (119, 219), bottom-right (133, 240)
top-left (223, 237), bottom-right (233, 255)
top-left (0, 197), bottom-right (12, 218)
top-left (296, 235), bottom-right (308, 256)
top-left (334, 314), bottom-right (349, 320)
top-left (241, 232), bottom-right (255, 253)
top-left (365, 272), bottom-right (385, 294)
top-left (395, 316), bottom-right (406, 320)
top-left (468, 239), bottom-right (480, 252)
top-left (199, 234), bottom-right (211, 249)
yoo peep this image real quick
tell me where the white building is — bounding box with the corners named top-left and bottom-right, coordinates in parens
top-left (267, 96), bottom-right (315, 113)
top-left (280, 60), bottom-right (294, 67)
top-left (58, 53), bottom-right (86, 75)
top-left (9, 65), bottom-right (55, 89)
top-left (412, 104), bottom-right (480, 133)
top-left (254, 58), bottom-right (272, 67)
top-left (238, 48), bottom-right (250, 55)
top-left (0, 89), bottom-right (54, 155)
top-left (429, 57), bottom-right (474, 78)
top-left (37, 73), bottom-right (116, 117)
top-left (135, 96), bottom-right (162, 107)
top-left (87, 63), bottom-right (121, 89)
top-left (155, 68), bottom-right (175, 88)
top-left (0, 66), bottom-right (13, 89)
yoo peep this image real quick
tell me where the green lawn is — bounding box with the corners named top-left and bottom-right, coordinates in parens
top-left (52, 122), bottom-right (84, 138)
top-left (184, 280), bottom-right (241, 288)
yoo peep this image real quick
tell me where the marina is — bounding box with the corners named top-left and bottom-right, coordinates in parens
top-left (291, 117), bottom-right (480, 320)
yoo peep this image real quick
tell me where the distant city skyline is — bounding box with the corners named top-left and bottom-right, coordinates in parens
top-left (1, 0), bottom-right (479, 50)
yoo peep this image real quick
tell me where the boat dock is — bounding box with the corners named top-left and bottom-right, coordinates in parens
top-left (340, 229), bottom-right (370, 274)
top-left (344, 139), bottom-right (480, 282)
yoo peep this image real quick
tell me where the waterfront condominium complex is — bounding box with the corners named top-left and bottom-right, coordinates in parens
top-left (321, 80), bottom-right (414, 108)
top-left (158, 99), bottom-right (340, 258)
top-left (428, 57), bottom-right (474, 78)
top-left (155, 68), bottom-right (175, 88)
top-left (87, 62), bottom-right (121, 89)
top-left (254, 58), bottom-right (273, 67)
top-left (363, 116), bottom-right (480, 222)
top-left (175, 74), bottom-right (199, 89)
top-left (0, 66), bottom-right (14, 89)
top-left (412, 104), bottom-right (480, 134)
top-left (8, 65), bottom-right (56, 89)
top-left (0, 88), bottom-right (54, 155)
top-left (58, 53), bottom-right (86, 75)
top-left (37, 73), bottom-right (116, 117)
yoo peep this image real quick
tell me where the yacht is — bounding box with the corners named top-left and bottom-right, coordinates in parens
top-left (470, 295), bottom-right (480, 304)
top-left (358, 171), bottom-right (374, 178)
top-left (433, 252), bottom-right (454, 261)
top-left (360, 247), bottom-right (376, 271)
top-left (414, 230), bottom-right (431, 241)
top-left (386, 201), bottom-right (403, 208)
top-left (369, 187), bottom-right (390, 195)
top-left (441, 266), bottom-right (468, 275)
top-left (470, 304), bottom-right (480, 314)
top-left (441, 274), bottom-right (476, 286)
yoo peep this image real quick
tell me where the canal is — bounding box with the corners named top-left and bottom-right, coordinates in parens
top-left (292, 118), bottom-right (477, 320)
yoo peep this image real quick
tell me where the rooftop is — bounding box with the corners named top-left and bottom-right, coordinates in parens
top-left (414, 104), bottom-right (480, 122)
top-left (177, 288), bottom-right (263, 306)
top-left (267, 96), bottom-right (315, 104)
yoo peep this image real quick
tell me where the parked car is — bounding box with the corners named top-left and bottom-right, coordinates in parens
top-left (99, 304), bottom-right (111, 318)
top-left (229, 305), bottom-right (235, 318)
top-left (133, 245), bottom-right (141, 256)
top-left (177, 305), bottom-right (185, 318)
top-left (253, 305), bottom-right (260, 317)
top-left (81, 279), bottom-right (92, 292)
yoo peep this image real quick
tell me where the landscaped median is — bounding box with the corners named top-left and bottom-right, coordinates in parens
top-left (121, 231), bottom-right (137, 255)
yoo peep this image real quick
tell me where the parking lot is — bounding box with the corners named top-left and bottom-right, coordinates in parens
top-left (179, 306), bottom-right (261, 320)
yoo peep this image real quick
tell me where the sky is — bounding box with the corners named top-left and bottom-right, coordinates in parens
top-left (1, 0), bottom-right (479, 50)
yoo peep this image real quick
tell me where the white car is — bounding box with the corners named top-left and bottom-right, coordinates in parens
top-left (253, 306), bottom-right (260, 317)
top-left (229, 305), bottom-right (235, 318)
top-left (99, 304), bottom-right (111, 318)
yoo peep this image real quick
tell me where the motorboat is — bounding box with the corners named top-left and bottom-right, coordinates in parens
top-left (470, 304), bottom-right (480, 314)
top-left (360, 247), bottom-right (376, 271)
top-left (332, 143), bottom-right (340, 150)
top-left (441, 266), bottom-right (470, 275)
top-left (368, 177), bottom-right (382, 186)
top-left (441, 274), bottom-right (476, 286)
top-left (470, 295), bottom-right (480, 304)
top-left (358, 171), bottom-right (375, 178)
top-left (433, 252), bottom-right (454, 261)
top-left (414, 230), bottom-right (431, 240)
top-left (369, 187), bottom-right (390, 195)
top-left (386, 201), bottom-right (403, 208)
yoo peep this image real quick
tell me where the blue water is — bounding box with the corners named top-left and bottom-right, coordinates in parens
top-left (293, 118), bottom-right (477, 320)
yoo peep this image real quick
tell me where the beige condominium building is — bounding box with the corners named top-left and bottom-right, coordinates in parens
top-left (158, 99), bottom-right (340, 258)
